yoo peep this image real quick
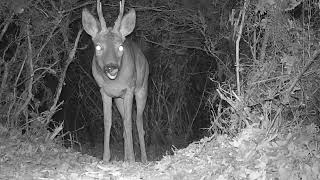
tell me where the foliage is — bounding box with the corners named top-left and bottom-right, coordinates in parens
top-left (0, 0), bottom-right (81, 140)
top-left (207, 0), bottom-right (320, 136)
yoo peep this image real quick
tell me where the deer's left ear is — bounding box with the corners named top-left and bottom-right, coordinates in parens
top-left (120, 9), bottom-right (136, 37)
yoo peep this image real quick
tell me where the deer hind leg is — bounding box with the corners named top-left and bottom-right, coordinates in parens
top-left (135, 88), bottom-right (147, 163)
top-left (115, 94), bottom-right (135, 162)
top-left (100, 90), bottom-right (112, 162)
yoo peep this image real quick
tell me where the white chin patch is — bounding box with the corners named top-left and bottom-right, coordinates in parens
top-left (107, 73), bottom-right (117, 80)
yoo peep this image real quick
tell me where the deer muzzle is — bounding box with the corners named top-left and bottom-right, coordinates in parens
top-left (104, 64), bottom-right (119, 80)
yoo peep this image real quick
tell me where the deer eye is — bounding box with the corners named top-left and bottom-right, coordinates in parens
top-left (95, 44), bottom-right (102, 51)
top-left (118, 45), bottom-right (123, 52)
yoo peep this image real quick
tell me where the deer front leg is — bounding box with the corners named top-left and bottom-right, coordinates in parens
top-left (135, 89), bottom-right (147, 163)
top-left (123, 91), bottom-right (135, 162)
top-left (101, 89), bottom-right (112, 162)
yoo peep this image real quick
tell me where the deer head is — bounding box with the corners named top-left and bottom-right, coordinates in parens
top-left (82, 0), bottom-right (136, 80)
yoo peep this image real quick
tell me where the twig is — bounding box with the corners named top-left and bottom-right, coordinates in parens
top-left (7, 54), bottom-right (26, 127)
top-left (0, 42), bottom-right (20, 100)
top-left (235, 0), bottom-right (249, 96)
top-left (287, 49), bottom-right (320, 94)
top-left (186, 62), bottom-right (212, 138)
top-left (259, 28), bottom-right (270, 62)
top-left (0, 13), bottom-right (14, 41)
top-left (142, 35), bottom-right (205, 51)
top-left (0, 62), bottom-right (9, 100)
top-left (61, 1), bottom-right (95, 14)
top-left (250, 75), bottom-right (289, 85)
top-left (14, 20), bottom-right (34, 122)
top-left (36, 18), bottom-right (62, 63)
top-left (48, 121), bottom-right (64, 141)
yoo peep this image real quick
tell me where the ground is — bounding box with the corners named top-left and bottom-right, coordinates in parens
top-left (0, 124), bottom-right (319, 180)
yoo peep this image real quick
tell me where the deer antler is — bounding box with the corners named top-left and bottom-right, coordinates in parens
top-left (97, 0), bottom-right (107, 32)
top-left (112, 0), bottom-right (125, 33)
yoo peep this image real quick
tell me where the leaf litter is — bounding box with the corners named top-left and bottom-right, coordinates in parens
top-left (0, 123), bottom-right (319, 180)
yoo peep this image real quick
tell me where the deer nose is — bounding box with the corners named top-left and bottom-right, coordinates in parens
top-left (104, 64), bottom-right (119, 79)
top-left (104, 64), bottom-right (119, 73)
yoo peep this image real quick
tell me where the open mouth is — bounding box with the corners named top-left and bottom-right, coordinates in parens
top-left (107, 72), bottom-right (117, 80)
top-left (105, 67), bottom-right (118, 80)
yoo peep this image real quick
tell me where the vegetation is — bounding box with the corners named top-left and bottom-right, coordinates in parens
top-left (0, 0), bottom-right (319, 161)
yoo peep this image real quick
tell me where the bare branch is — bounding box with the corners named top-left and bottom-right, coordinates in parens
top-left (235, 0), bottom-right (249, 96)
top-left (14, 20), bottom-right (34, 122)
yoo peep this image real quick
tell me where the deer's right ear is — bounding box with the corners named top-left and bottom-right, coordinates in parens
top-left (119, 9), bottom-right (136, 37)
top-left (82, 9), bottom-right (99, 38)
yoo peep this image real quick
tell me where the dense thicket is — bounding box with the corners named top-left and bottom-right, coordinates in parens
top-left (1, 0), bottom-right (319, 156)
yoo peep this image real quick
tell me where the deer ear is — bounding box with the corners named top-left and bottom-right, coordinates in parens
top-left (120, 9), bottom-right (136, 37)
top-left (82, 8), bottom-right (99, 38)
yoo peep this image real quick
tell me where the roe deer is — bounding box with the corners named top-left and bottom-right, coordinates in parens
top-left (82, 0), bottom-right (148, 162)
